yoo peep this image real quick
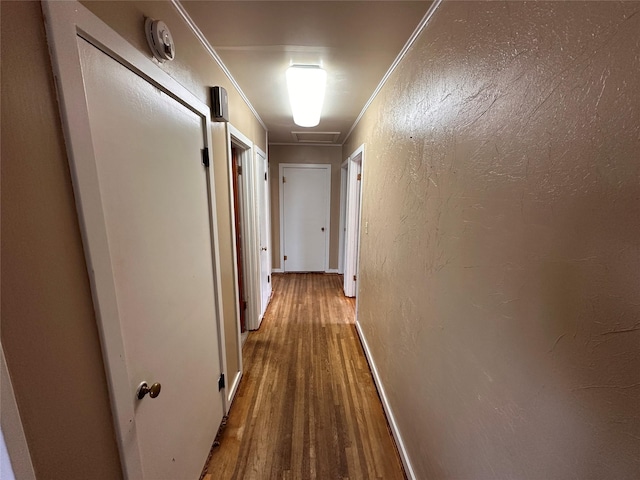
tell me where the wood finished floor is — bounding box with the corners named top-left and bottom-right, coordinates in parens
top-left (204, 273), bottom-right (405, 480)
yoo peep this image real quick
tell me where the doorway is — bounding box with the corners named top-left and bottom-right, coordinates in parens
top-left (279, 164), bottom-right (331, 272)
top-left (228, 129), bottom-right (256, 336)
top-left (231, 146), bottom-right (247, 334)
top-left (230, 143), bottom-right (272, 333)
top-left (227, 126), bottom-right (269, 332)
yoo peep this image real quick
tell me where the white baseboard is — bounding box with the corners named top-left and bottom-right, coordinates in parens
top-left (272, 268), bottom-right (340, 274)
top-left (354, 320), bottom-right (416, 480)
top-left (226, 370), bottom-right (242, 408)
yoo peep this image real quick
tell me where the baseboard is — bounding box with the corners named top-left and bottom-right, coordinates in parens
top-left (325, 269), bottom-right (339, 274)
top-left (354, 320), bottom-right (416, 480)
top-left (272, 268), bottom-right (284, 274)
top-left (227, 370), bottom-right (242, 408)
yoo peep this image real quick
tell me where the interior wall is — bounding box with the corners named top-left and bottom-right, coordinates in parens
top-left (1, 1), bottom-right (266, 476)
top-left (1, 2), bottom-right (123, 477)
top-left (269, 145), bottom-right (343, 271)
top-left (343, 1), bottom-right (640, 478)
top-left (2, 342), bottom-right (36, 479)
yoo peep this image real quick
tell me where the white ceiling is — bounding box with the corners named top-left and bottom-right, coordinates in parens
top-left (181, 1), bottom-right (433, 145)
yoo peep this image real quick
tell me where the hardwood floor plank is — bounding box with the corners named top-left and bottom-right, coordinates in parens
top-left (204, 274), bottom-right (405, 480)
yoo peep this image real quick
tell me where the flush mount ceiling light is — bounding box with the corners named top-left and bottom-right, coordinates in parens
top-left (286, 65), bottom-right (327, 128)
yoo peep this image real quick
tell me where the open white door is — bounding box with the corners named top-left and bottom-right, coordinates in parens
top-left (338, 159), bottom-right (349, 275)
top-left (256, 148), bottom-right (272, 319)
top-left (44, 3), bottom-right (226, 478)
top-left (344, 147), bottom-right (364, 297)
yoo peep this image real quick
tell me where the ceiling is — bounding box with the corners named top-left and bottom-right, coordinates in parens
top-left (181, 1), bottom-right (433, 145)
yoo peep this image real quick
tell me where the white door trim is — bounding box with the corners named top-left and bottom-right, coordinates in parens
top-left (43, 2), bottom-right (228, 477)
top-left (279, 163), bottom-right (331, 272)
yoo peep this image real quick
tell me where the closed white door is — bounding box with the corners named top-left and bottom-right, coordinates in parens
top-left (281, 165), bottom-right (330, 272)
top-left (256, 150), bottom-right (272, 317)
top-left (79, 39), bottom-right (223, 479)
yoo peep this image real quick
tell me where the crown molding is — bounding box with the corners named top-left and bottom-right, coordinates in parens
top-left (344, 0), bottom-right (442, 144)
top-left (171, 0), bottom-right (268, 132)
top-left (269, 142), bottom-right (342, 147)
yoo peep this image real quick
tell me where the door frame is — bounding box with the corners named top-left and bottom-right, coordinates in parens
top-left (343, 145), bottom-right (365, 297)
top-left (225, 137), bottom-right (246, 405)
top-left (279, 163), bottom-right (331, 273)
top-left (43, 2), bottom-right (228, 477)
top-left (227, 125), bottom-right (261, 334)
top-left (230, 146), bottom-right (247, 334)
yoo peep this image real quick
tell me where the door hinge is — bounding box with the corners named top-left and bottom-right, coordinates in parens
top-left (357, 173), bottom-right (362, 181)
top-left (284, 255), bottom-right (287, 261)
top-left (202, 147), bottom-right (210, 168)
top-left (265, 172), bottom-right (267, 181)
top-left (238, 165), bottom-right (243, 175)
top-left (218, 373), bottom-right (225, 391)
top-left (267, 275), bottom-right (270, 283)
top-left (282, 176), bottom-right (286, 183)
top-left (353, 275), bottom-right (357, 281)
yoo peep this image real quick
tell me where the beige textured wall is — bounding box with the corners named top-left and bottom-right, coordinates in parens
top-left (1, 2), bottom-right (122, 477)
top-left (1, 1), bottom-right (266, 476)
top-left (269, 145), bottom-right (343, 271)
top-left (344, 1), bottom-right (640, 478)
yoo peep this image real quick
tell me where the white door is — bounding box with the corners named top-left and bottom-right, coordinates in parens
top-left (338, 161), bottom-right (349, 274)
top-left (344, 150), bottom-right (363, 297)
top-left (78, 38), bottom-right (223, 479)
top-left (281, 164), bottom-right (331, 272)
top-left (256, 149), bottom-right (272, 317)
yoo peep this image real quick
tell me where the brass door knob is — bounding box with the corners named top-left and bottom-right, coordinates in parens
top-left (137, 381), bottom-right (161, 400)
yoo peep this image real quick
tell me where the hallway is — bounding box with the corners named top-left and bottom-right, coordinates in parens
top-left (204, 274), bottom-right (405, 480)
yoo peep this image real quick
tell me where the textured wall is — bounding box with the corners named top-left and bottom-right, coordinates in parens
top-left (1, 1), bottom-right (266, 476)
top-left (269, 145), bottom-right (344, 270)
top-left (344, 1), bottom-right (640, 478)
top-left (1, 2), bottom-right (123, 477)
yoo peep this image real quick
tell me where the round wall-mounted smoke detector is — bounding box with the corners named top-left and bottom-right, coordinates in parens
top-left (145, 18), bottom-right (175, 62)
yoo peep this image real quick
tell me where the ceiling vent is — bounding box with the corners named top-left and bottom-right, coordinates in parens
top-left (292, 131), bottom-right (340, 144)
